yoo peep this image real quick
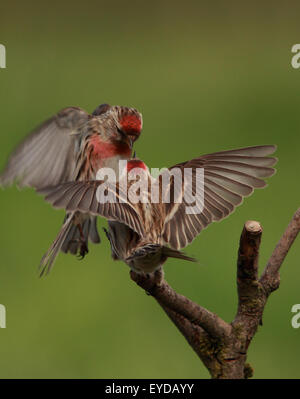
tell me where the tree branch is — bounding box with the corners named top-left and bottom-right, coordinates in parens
top-left (234, 221), bottom-right (264, 330)
top-left (130, 270), bottom-right (231, 339)
top-left (237, 220), bottom-right (262, 284)
top-left (260, 207), bottom-right (300, 294)
top-left (129, 207), bottom-right (300, 378)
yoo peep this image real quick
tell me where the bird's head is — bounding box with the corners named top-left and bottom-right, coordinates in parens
top-left (110, 106), bottom-right (143, 149)
top-left (126, 159), bottom-right (148, 173)
top-left (119, 158), bottom-right (149, 182)
top-left (90, 105), bottom-right (143, 161)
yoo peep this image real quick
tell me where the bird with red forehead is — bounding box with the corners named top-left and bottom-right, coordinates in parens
top-left (0, 103), bottom-right (143, 274)
top-left (40, 145), bottom-right (277, 277)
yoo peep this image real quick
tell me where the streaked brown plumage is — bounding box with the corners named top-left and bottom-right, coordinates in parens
top-left (39, 145), bottom-right (277, 274)
top-left (0, 103), bottom-right (143, 274)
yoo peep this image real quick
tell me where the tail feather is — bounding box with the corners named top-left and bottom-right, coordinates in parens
top-left (61, 215), bottom-right (100, 255)
top-left (61, 223), bottom-right (79, 254)
top-left (161, 246), bottom-right (197, 263)
top-left (40, 214), bottom-right (101, 276)
top-left (39, 213), bottom-right (75, 276)
top-left (126, 243), bottom-right (197, 274)
top-left (89, 216), bottom-right (101, 244)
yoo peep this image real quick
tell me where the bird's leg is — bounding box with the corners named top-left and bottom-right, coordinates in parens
top-left (103, 227), bottom-right (120, 260)
top-left (153, 266), bottom-right (165, 287)
top-left (138, 268), bottom-right (164, 296)
top-left (103, 227), bottom-right (111, 242)
top-left (76, 223), bottom-right (89, 259)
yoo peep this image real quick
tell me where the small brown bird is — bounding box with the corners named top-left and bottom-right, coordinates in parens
top-left (0, 104), bottom-right (143, 274)
top-left (39, 145), bottom-right (277, 275)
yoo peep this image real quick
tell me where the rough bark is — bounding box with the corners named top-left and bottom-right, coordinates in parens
top-left (130, 208), bottom-right (300, 379)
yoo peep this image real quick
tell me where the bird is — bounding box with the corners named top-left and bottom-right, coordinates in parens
top-left (38, 144), bottom-right (277, 275)
top-left (0, 103), bottom-right (143, 274)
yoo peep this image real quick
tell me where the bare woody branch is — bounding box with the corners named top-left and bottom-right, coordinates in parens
top-left (260, 207), bottom-right (300, 294)
top-left (129, 207), bottom-right (300, 378)
top-left (234, 221), bottom-right (264, 325)
top-left (233, 220), bottom-right (266, 348)
top-left (130, 271), bottom-right (231, 338)
top-left (237, 220), bottom-right (262, 283)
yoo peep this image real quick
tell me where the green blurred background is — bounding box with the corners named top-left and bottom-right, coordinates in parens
top-left (0, 1), bottom-right (299, 379)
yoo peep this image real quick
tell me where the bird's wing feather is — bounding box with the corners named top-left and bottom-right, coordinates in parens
top-left (37, 180), bottom-right (146, 237)
top-left (38, 145), bottom-right (278, 251)
top-left (161, 145), bottom-right (277, 249)
top-left (0, 107), bottom-right (90, 188)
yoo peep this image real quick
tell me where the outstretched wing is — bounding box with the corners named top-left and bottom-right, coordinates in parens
top-left (38, 180), bottom-right (146, 237)
top-left (161, 145), bottom-right (277, 249)
top-left (0, 107), bottom-right (90, 188)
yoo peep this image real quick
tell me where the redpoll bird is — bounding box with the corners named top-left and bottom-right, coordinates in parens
top-left (38, 145), bottom-right (277, 274)
top-left (0, 104), bottom-right (143, 274)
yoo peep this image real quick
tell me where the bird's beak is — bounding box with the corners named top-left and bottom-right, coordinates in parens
top-left (128, 133), bottom-right (139, 147)
top-left (128, 137), bottom-right (133, 149)
top-left (118, 131), bottom-right (133, 149)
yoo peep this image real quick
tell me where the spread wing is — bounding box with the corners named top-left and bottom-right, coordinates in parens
top-left (37, 144), bottom-right (278, 252)
top-left (160, 145), bottom-right (277, 249)
top-left (37, 180), bottom-right (146, 237)
top-left (0, 107), bottom-right (90, 188)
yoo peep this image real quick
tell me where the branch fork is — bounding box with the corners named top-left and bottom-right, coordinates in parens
top-left (130, 207), bottom-right (300, 379)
